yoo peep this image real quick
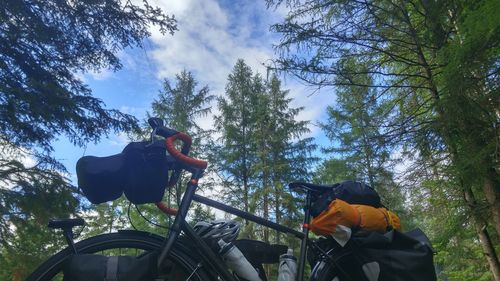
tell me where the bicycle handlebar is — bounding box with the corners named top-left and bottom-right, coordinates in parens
top-left (148, 118), bottom-right (208, 170)
top-left (165, 133), bottom-right (208, 169)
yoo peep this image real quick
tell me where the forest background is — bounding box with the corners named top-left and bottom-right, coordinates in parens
top-left (0, 0), bottom-right (498, 281)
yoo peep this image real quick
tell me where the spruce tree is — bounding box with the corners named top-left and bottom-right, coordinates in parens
top-left (265, 75), bottom-right (317, 245)
top-left (319, 59), bottom-right (404, 211)
top-left (215, 60), bottom-right (260, 237)
top-left (216, 66), bottom-right (317, 278)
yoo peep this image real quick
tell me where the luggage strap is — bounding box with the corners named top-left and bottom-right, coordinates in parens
top-left (105, 256), bottom-right (119, 281)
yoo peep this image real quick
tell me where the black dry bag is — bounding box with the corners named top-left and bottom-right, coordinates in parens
top-left (311, 181), bottom-right (381, 217)
top-left (63, 252), bottom-right (158, 281)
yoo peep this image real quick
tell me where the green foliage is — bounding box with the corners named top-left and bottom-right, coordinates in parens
top-left (82, 197), bottom-right (131, 237)
top-left (189, 203), bottom-right (216, 227)
top-left (0, 141), bottom-right (80, 279)
top-left (1, 0), bottom-right (176, 151)
top-left (150, 70), bottom-right (214, 136)
top-left (314, 158), bottom-right (355, 184)
top-left (270, 0), bottom-right (500, 277)
top-left (215, 61), bottom-right (317, 280)
top-left (263, 75), bottom-right (317, 245)
top-left (0, 218), bottom-right (69, 280)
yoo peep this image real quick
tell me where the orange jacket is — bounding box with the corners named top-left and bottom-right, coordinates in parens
top-left (310, 199), bottom-right (401, 236)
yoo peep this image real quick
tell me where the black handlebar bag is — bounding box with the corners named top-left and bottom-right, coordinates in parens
top-left (77, 153), bottom-right (127, 204)
top-left (77, 141), bottom-right (172, 204)
top-left (122, 141), bottom-right (172, 204)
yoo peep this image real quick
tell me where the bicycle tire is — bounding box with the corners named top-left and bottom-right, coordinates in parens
top-left (26, 230), bottom-right (213, 281)
top-left (311, 259), bottom-right (341, 281)
top-left (310, 249), bottom-right (365, 281)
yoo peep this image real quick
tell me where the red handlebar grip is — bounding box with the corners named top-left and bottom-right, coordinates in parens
top-left (156, 202), bottom-right (178, 216)
top-left (165, 133), bottom-right (208, 169)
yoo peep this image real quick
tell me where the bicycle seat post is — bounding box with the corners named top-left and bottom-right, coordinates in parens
top-left (48, 218), bottom-right (85, 254)
top-left (297, 189), bottom-right (313, 281)
top-left (62, 228), bottom-right (77, 254)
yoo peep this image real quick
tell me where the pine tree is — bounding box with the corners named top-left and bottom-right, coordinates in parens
top-left (216, 65), bottom-right (317, 278)
top-left (251, 73), bottom-right (273, 242)
top-left (264, 75), bottom-right (317, 245)
top-left (319, 58), bottom-right (404, 211)
top-left (215, 60), bottom-right (260, 234)
top-left (215, 62), bottom-right (318, 243)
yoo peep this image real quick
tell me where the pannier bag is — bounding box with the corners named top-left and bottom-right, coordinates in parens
top-left (77, 140), bottom-right (173, 204)
top-left (63, 252), bottom-right (158, 281)
top-left (310, 199), bottom-right (401, 236)
top-left (311, 181), bottom-right (381, 217)
top-left (313, 228), bottom-right (437, 281)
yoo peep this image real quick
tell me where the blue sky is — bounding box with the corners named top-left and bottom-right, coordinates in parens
top-left (52, 0), bottom-right (333, 182)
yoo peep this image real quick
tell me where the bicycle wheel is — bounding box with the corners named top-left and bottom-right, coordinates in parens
top-left (26, 230), bottom-right (213, 281)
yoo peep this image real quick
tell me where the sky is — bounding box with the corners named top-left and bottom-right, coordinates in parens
top-left (52, 0), bottom-right (333, 183)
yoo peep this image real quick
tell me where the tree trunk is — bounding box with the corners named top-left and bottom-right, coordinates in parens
top-left (400, 3), bottom-right (500, 277)
top-left (483, 168), bottom-right (500, 237)
top-left (263, 183), bottom-right (269, 244)
top-left (275, 186), bottom-right (281, 244)
top-left (464, 186), bottom-right (500, 281)
top-left (273, 154), bottom-right (282, 244)
top-left (243, 176), bottom-right (249, 224)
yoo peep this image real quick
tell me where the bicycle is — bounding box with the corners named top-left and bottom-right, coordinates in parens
top-left (26, 118), bottom-right (434, 281)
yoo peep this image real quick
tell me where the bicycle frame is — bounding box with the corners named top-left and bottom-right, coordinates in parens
top-left (157, 166), bottom-right (313, 281)
top-left (38, 123), bottom-right (322, 281)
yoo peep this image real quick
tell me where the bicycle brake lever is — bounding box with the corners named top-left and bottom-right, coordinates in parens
top-left (148, 117), bottom-right (164, 129)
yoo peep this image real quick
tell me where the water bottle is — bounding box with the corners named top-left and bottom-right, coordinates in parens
top-left (218, 239), bottom-right (262, 281)
top-left (277, 248), bottom-right (297, 281)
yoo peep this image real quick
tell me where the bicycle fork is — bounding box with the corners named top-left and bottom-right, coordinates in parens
top-left (158, 173), bottom-right (201, 268)
top-left (157, 171), bottom-right (238, 281)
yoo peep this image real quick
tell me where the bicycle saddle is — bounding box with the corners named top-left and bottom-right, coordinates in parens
top-left (48, 218), bottom-right (85, 230)
top-left (288, 182), bottom-right (335, 194)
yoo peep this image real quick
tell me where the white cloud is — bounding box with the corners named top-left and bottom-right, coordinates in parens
top-left (88, 68), bottom-right (114, 81)
top-left (140, 0), bottom-right (329, 143)
top-left (148, 0), bottom-right (276, 93)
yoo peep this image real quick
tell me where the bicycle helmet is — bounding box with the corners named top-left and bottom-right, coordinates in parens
top-left (193, 220), bottom-right (241, 242)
